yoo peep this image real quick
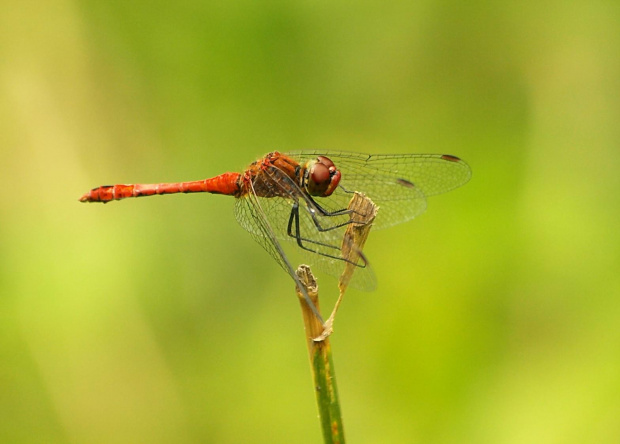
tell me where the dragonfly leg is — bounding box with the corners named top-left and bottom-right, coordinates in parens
top-left (287, 203), bottom-right (339, 251)
top-left (305, 196), bottom-right (369, 232)
top-left (309, 195), bottom-right (353, 218)
top-left (287, 203), bottom-right (368, 268)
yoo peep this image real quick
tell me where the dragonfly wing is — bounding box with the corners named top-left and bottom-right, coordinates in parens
top-left (285, 151), bottom-right (472, 196)
top-left (285, 151), bottom-right (471, 229)
top-left (234, 194), bottom-right (290, 275)
top-left (233, 190), bottom-right (327, 322)
top-left (312, 177), bottom-right (428, 230)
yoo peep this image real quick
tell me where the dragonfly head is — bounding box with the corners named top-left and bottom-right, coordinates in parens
top-left (305, 156), bottom-right (341, 197)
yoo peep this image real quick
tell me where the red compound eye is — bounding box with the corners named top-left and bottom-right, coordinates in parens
top-left (310, 163), bottom-right (330, 185)
top-left (306, 156), bottom-right (341, 197)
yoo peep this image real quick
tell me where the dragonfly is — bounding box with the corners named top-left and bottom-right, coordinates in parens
top-left (80, 151), bottom-right (471, 320)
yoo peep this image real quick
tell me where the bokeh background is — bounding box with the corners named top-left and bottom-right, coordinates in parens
top-left (1, 1), bottom-right (619, 443)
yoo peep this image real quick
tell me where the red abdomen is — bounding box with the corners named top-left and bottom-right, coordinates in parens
top-left (80, 172), bottom-right (242, 203)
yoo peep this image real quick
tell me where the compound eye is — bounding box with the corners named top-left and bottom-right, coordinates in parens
top-left (306, 156), bottom-right (341, 197)
top-left (307, 163), bottom-right (330, 196)
top-left (310, 163), bottom-right (330, 186)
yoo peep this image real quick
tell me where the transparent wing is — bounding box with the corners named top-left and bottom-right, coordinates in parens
top-left (233, 185), bottom-right (325, 321)
top-left (285, 151), bottom-right (471, 229)
top-left (234, 192), bottom-right (290, 275)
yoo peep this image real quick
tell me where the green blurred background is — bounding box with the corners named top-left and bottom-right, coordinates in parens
top-left (1, 1), bottom-right (619, 443)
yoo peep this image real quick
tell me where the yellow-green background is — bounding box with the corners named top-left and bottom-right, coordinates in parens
top-left (1, 1), bottom-right (618, 443)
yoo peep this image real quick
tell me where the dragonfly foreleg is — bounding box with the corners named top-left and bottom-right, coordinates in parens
top-left (287, 203), bottom-right (340, 251)
top-left (287, 203), bottom-right (368, 268)
top-left (306, 196), bottom-right (369, 232)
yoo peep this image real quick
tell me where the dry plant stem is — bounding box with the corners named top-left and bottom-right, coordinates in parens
top-left (296, 265), bottom-right (345, 444)
top-left (317, 193), bottom-right (378, 341)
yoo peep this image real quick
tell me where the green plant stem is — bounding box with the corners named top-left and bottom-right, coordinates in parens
top-left (296, 266), bottom-right (345, 444)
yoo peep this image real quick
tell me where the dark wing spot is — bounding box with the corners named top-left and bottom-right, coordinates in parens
top-left (396, 178), bottom-right (416, 188)
top-left (441, 154), bottom-right (461, 162)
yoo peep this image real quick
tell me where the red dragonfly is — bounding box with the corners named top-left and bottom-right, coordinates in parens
top-left (80, 151), bottom-right (471, 314)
